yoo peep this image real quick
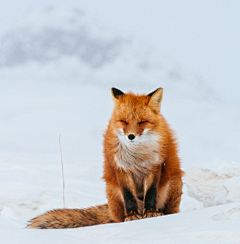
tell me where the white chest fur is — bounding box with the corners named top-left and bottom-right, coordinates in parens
top-left (114, 129), bottom-right (161, 173)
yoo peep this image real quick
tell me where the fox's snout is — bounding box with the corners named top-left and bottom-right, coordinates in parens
top-left (127, 134), bottom-right (135, 141)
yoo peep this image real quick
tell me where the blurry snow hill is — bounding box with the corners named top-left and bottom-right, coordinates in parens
top-left (0, 7), bottom-right (215, 101)
top-left (0, 7), bottom-right (123, 68)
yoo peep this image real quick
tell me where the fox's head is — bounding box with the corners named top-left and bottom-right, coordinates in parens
top-left (110, 87), bottom-right (163, 144)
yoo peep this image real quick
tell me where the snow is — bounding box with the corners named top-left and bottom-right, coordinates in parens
top-left (0, 6), bottom-right (240, 244)
top-left (185, 163), bottom-right (240, 207)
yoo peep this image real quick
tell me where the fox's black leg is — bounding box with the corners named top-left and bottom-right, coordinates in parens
top-left (123, 187), bottom-right (138, 214)
top-left (123, 187), bottom-right (141, 221)
top-left (144, 181), bottom-right (157, 212)
top-left (143, 180), bottom-right (163, 218)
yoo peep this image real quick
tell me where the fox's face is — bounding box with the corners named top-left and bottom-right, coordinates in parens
top-left (110, 87), bottom-right (163, 171)
top-left (110, 87), bottom-right (163, 145)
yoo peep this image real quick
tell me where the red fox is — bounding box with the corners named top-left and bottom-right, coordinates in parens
top-left (27, 87), bottom-right (183, 229)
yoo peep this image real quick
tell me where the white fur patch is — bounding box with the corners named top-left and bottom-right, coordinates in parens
top-left (114, 129), bottom-right (161, 173)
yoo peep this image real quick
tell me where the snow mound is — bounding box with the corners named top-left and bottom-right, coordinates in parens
top-left (212, 206), bottom-right (240, 221)
top-left (185, 162), bottom-right (240, 207)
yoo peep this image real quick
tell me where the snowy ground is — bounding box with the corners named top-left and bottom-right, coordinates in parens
top-left (0, 7), bottom-right (240, 244)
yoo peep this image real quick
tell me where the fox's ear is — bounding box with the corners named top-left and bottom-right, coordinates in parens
top-left (111, 87), bottom-right (124, 104)
top-left (147, 88), bottom-right (163, 113)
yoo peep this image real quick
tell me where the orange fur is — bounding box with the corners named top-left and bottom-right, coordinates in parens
top-left (27, 204), bottom-right (113, 229)
top-left (27, 87), bottom-right (183, 229)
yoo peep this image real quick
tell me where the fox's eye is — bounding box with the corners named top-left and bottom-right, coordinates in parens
top-left (120, 120), bottom-right (128, 124)
top-left (139, 121), bottom-right (148, 125)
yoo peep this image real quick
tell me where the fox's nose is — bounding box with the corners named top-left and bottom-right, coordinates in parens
top-left (128, 134), bottom-right (135, 140)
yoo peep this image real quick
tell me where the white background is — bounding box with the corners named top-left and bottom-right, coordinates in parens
top-left (1, 0), bottom-right (240, 103)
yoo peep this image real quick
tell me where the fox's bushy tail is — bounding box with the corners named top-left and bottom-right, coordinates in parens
top-left (27, 204), bottom-right (114, 229)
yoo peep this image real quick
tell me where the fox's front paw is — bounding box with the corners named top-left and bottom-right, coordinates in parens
top-left (124, 212), bottom-right (142, 222)
top-left (143, 210), bottom-right (164, 218)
